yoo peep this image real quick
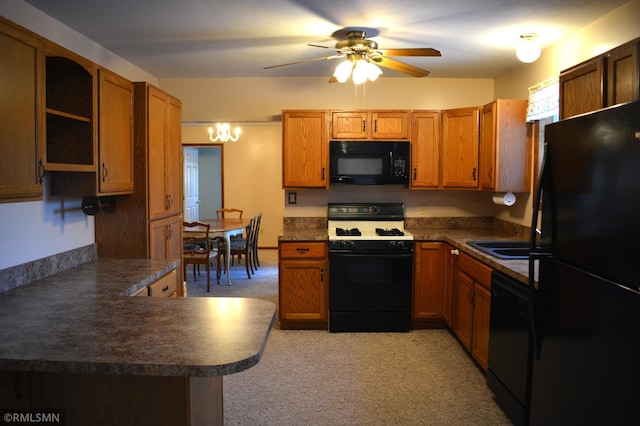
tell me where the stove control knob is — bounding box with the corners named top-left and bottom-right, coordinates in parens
top-left (388, 241), bottom-right (397, 249)
top-left (397, 241), bottom-right (405, 249)
top-left (346, 240), bottom-right (355, 248)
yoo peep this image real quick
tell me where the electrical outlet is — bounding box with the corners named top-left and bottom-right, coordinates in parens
top-left (288, 192), bottom-right (297, 204)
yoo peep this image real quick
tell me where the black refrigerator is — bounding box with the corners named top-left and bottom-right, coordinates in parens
top-left (528, 100), bottom-right (640, 425)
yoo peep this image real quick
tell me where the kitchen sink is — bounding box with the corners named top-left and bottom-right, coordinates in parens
top-left (467, 240), bottom-right (530, 259)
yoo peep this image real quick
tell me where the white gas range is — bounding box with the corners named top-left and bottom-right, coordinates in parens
top-left (327, 203), bottom-right (414, 252)
top-left (327, 202), bottom-right (414, 333)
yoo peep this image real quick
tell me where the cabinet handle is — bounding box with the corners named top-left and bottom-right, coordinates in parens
top-left (413, 168), bottom-right (417, 180)
top-left (162, 285), bottom-right (169, 293)
top-left (296, 247), bottom-right (310, 253)
top-left (488, 167), bottom-right (493, 182)
top-left (321, 167), bottom-right (325, 181)
top-left (374, 119), bottom-right (378, 133)
top-left (362, 119), bottom-right (366, 132)
top-left (320, 268), bottom-right (324, 282)
top-left (472, 167), bottom-right (477, 181)
top-left (167, 225), bottom-right (173, 240)
top-left (102, 163), bottom-right (108, 182)
top-left (38, 159), bottom-right (45, 184)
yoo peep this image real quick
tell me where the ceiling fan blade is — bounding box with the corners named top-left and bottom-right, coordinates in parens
top-left (374, 56), bottom-right (430, 77)
top-left (379, 48), bottom-right (441, 57)
top-left (264, 54), bottom-right (344, 70)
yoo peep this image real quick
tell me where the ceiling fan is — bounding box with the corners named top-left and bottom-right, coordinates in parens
top-left (264, 30), bottom-right (441, 83)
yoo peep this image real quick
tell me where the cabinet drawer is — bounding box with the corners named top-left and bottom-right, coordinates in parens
top-left (280, 242), bottom-right (326, 259)
top-left (458, 253), bottom-right (492, 288)
top-left (130, 286), bottom-right (149, 297)
top-left (148, 270), bottom-right (178, 297)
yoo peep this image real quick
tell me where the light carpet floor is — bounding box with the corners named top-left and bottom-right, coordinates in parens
top-left (186, 249), bottom-right (512, 426)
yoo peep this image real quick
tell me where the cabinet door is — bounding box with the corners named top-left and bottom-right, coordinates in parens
top-left (148, 86), bottom-right (168, 220)
top-left (606, 41), bottom-right (639, 107)
top-left (452, 269), bottom-right (474, 351)
top-left (166, 214), bottom-right (183, 262)
top-left (472, 282), bottom-right (491, 371)
top-left (560, 57), bottom-right (604, 119)
top-left (279, 259), bottom-right (327, 322)
top-left (282, 110), bottom-right (329, 188)
top-left (165, 96), bottom-right (183, 217)
top-left (479, 99), bottom-right (529, 192)
top-left (413, 242), bottom-right (446, 321)
top-left (371, 111), bottom-right (409, 139)
top-left (441, 107), bottom-right (480, 188)
top-left (98, 68), bottom-right (134, 195)
top-left (410, 111), bottom-right (440, 188)
top-left (0, 19), bottom-right (43, 202)
top-left (442, 245), bottom-right (455, 328)
top-left (331, 111), bottom-right (367, 139)
top-left (149, 218), bottom-right (169, 260)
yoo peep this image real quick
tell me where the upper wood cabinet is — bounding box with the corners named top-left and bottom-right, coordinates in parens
top-left (97, 68), bottom-right (134, 195)
top-left (332, 110), bottom-right (409, 140)
top-left (410, 111), bottom-right (440, 189)
top-left (43, 40), bottom-right (97, 173)
top-left (606, 40), bottom-right (639, 107)
top-left (44, 40), bottom-right (135, 197)
top-left (560, 38), bottom-right (639, 119)
top-left (282, 110), bottom-right (329, 188)
top-left (441, 107), bottom-right (480, 189)
top-left (479, 99), bottom-right (529, 192)
top-left (0, 18), bottom-right (44, 203)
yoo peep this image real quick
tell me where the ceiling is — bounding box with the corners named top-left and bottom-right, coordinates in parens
top-left (23, 0), bottom-right (627, 80)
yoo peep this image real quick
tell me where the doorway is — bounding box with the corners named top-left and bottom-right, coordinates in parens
top-left (183, 146), bottom-right (222, 221)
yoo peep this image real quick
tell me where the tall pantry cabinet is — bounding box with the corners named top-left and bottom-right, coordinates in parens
top-left (95, 83), bottom-right (183, 287)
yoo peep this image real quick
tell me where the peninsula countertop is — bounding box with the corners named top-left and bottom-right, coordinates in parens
top-left (0, 258), bottom-right (276, 378)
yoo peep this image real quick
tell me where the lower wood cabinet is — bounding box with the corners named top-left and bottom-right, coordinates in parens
top-left (451, 251), bottom-right (492, 371)
top-left (0, 370), bottom-right (222, 426)
top-left (278, 242), bottom-right (327, 329)
top-left (130, 269), bottom-right (179, 297)
top-left (412, 242), bottom-right (454, 327)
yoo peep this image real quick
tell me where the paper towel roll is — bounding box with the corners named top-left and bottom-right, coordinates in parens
top-left (492, 192), bottom-right (516, 206)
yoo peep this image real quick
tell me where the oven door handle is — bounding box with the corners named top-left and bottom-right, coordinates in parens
top-left (329, 252), bottom-right (414, 259)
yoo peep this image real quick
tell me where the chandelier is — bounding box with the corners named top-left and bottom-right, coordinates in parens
top-left (208, 123), bottom-right (241, 142)
top-left (333, 54), bottom-right (383, 84)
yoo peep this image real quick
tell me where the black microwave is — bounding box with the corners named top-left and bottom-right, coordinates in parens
top-left (329, 141), bottom-right (410, 185)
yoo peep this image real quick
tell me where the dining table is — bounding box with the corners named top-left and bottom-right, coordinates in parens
top-left (184, 218), bottom-right (250, 286)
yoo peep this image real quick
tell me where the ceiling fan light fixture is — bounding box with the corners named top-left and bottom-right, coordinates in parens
top-left (351, 59), bottom-right (369, 84)
top-left (333, 59), bottom-right (353, 83)
top-left (365, 61), bottom-right (383, 82)
top-left (516, 33), bottom-right (541, 63)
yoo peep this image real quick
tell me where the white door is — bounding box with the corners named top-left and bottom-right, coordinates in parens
top-left (183, 147), bottom-right (199, 221)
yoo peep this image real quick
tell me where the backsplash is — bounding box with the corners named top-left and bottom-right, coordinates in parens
top-left (0, 244), bottom-right (97, 293)
top-left (284, 216), bottom-right (529, 240)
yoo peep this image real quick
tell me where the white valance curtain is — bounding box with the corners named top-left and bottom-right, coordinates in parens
top-left (526, 76), bottom-right (559, 122)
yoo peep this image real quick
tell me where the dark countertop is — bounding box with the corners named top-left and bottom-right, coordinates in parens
top-left (0, 258), bottom-right (276, 378)
top-left (279, 227), bottom-right (531, 284)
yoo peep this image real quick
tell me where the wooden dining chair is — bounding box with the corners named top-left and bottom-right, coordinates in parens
top-left (183, 221), bottom-right (219, 292)
top-left (215, 208), bottom-right (243, 219)
top-left (217, 215), bottom-right (257, 281)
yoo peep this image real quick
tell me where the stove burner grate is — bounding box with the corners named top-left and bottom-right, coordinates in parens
top-left (336, 227), bottom-right (361, 236)
top-left (376, 228), bottom-right (405, 236)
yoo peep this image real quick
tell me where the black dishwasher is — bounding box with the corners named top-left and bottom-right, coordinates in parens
top-left (487, 270), bottom-right (532, 426)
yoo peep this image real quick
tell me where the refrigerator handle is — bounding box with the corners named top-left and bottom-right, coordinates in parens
top-left (528, 142), bottom-right (549, 360)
